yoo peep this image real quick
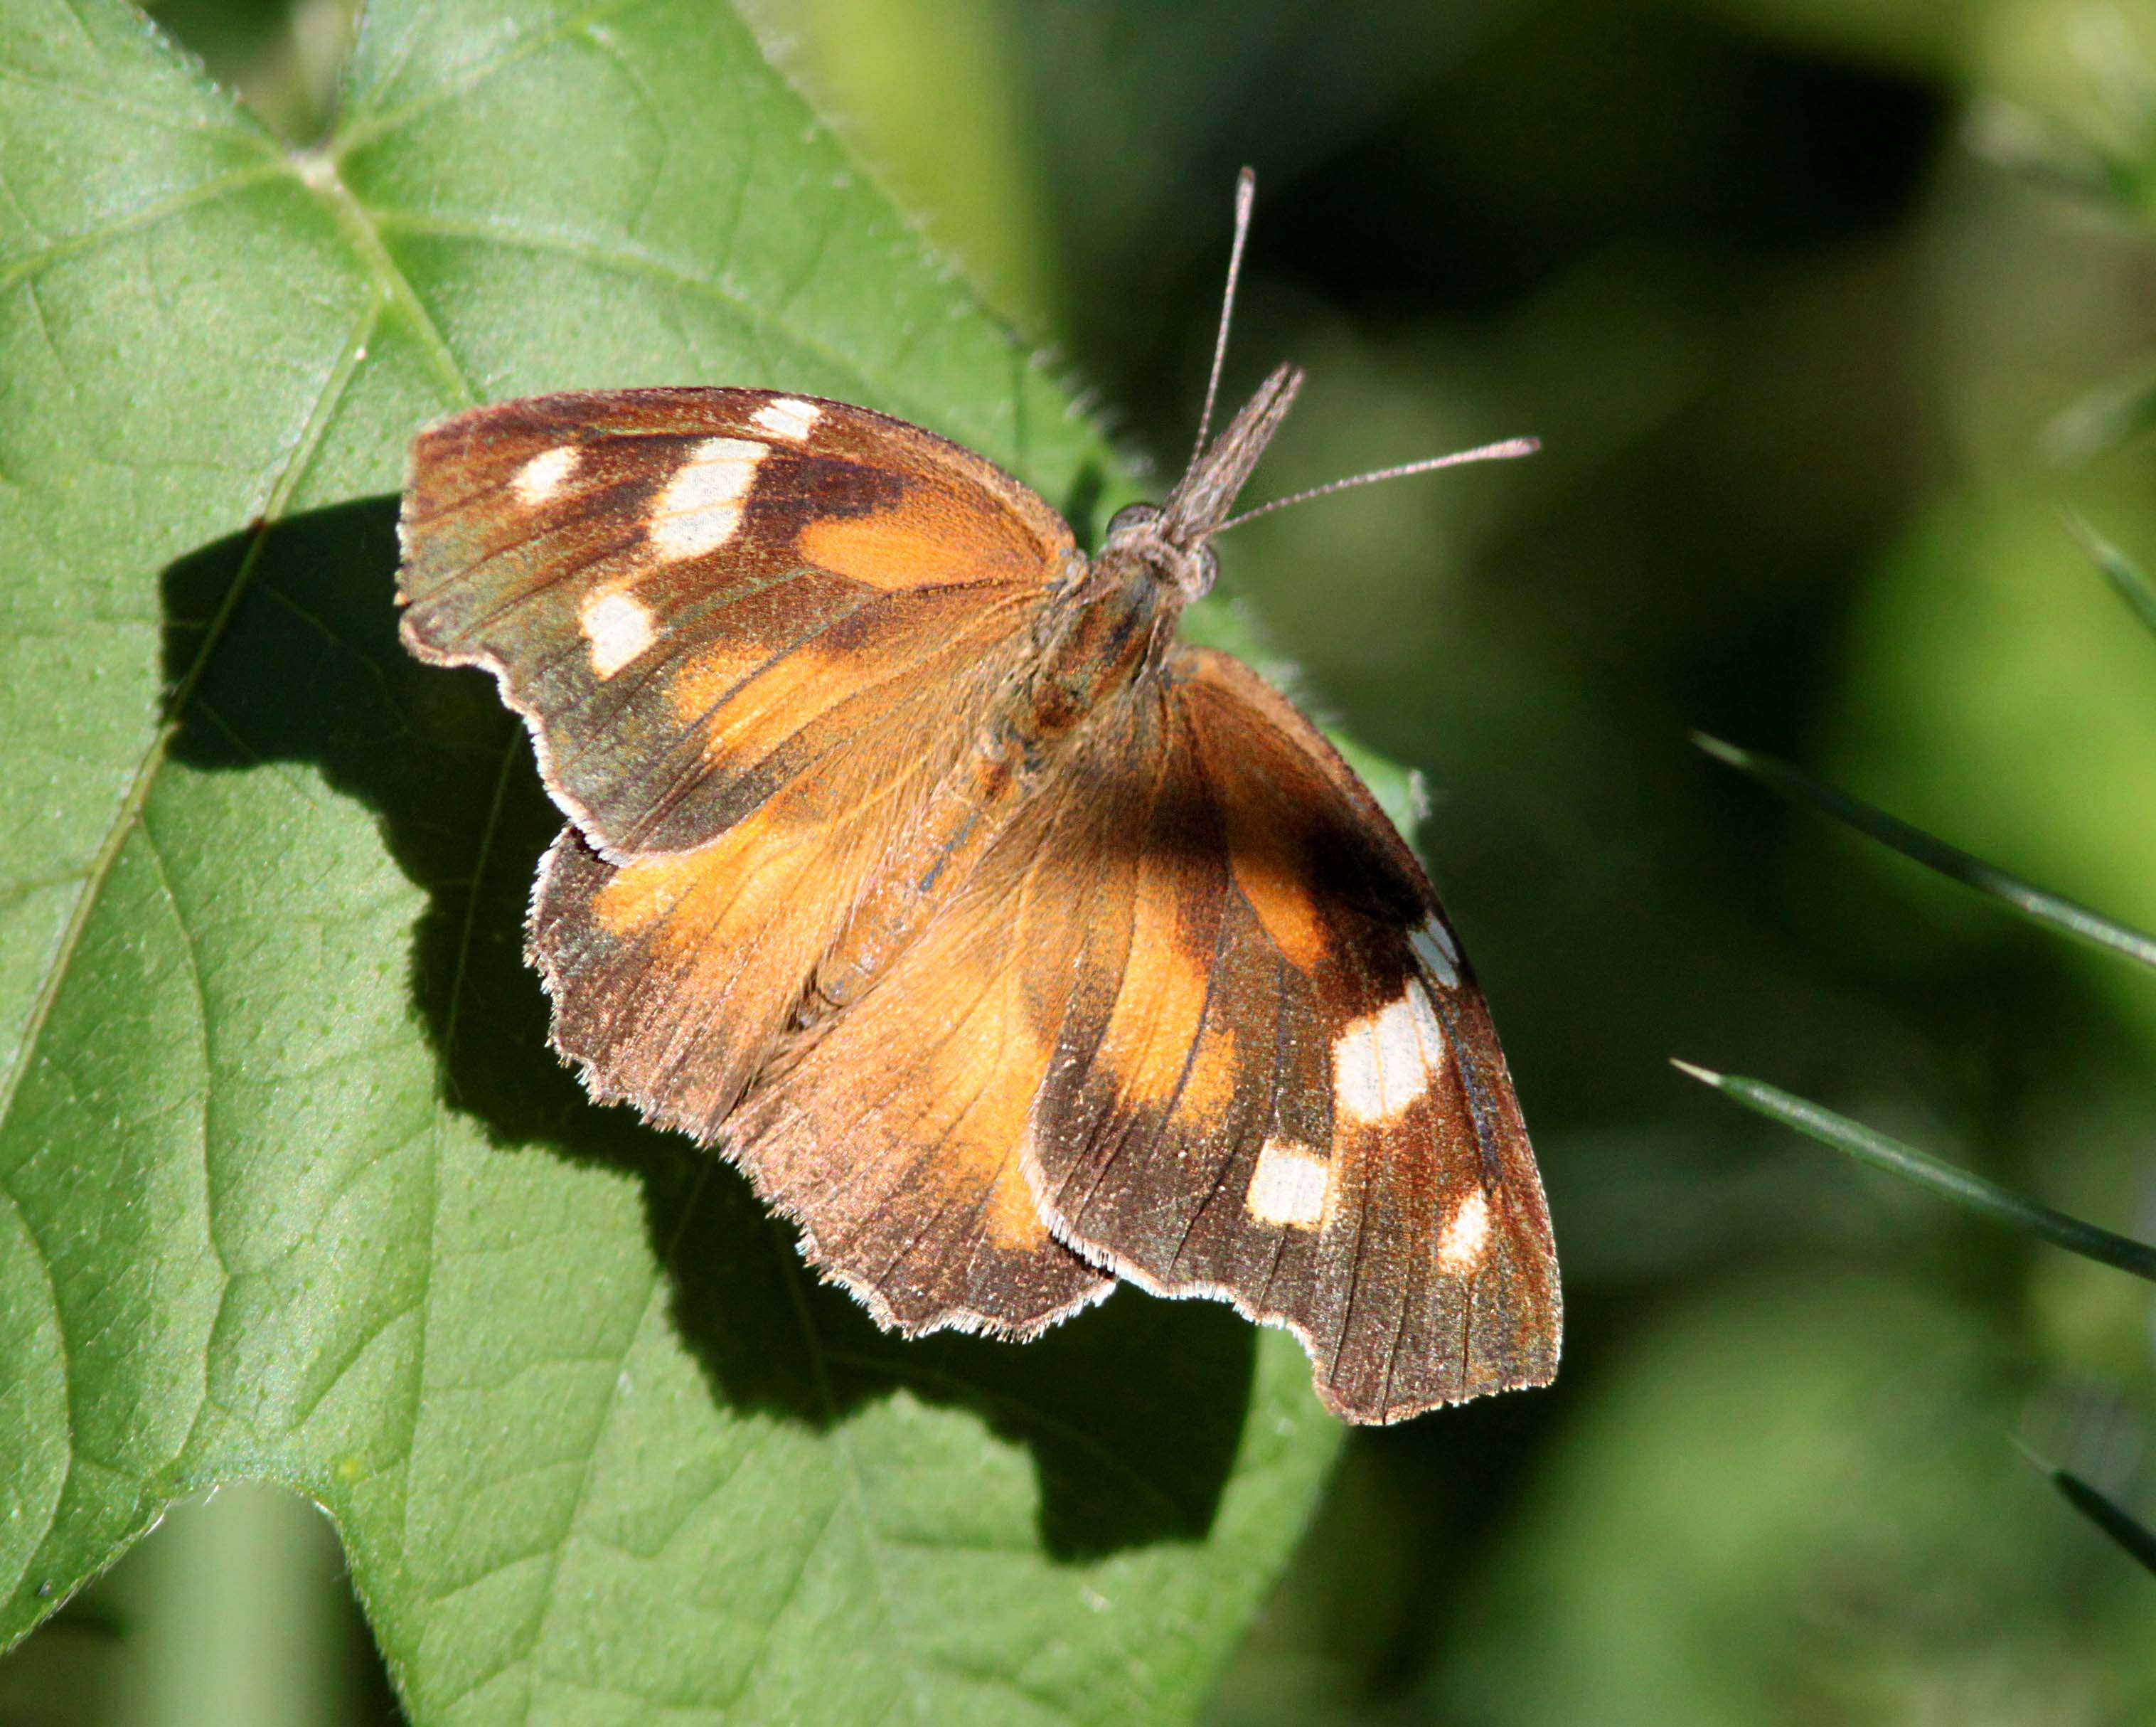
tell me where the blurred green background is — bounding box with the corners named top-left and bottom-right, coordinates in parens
top-left (9, 0), bottom-right (2156, 1721)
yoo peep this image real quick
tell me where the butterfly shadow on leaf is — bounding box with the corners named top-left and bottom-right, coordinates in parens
top-left (158, 496), bottom-right (1256, 1561)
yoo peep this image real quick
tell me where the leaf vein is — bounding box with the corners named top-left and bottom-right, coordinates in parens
top-left (0, 161), bottom-right (285, 297)
top-left (132, 817), bottom-right (223, 1279)
top-left (361, 209), bottom-right (956, 436)
top-left (333, 0), bottom-right (652, 156)
top-left (0, 294), bottom-right (379, 1169)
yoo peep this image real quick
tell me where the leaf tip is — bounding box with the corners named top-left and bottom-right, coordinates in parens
top-left (1690, 730), bottom-right (1746, 771)
top-left (2061, 508), bottom-right (2126, 575)
top-left (2008, 1432), bottom-right (2059, 1480)
top-left (1670, 1057), bottom-right (1724, 1088)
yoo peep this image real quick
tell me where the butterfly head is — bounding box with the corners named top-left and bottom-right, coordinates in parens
top-left (1098, 361), bottom-right (1304, 604)
top-left (1087, 170), bottom-right (1535, 612)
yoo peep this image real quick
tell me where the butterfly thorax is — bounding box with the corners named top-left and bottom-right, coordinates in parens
top-left (802, 368), bottom-right (1306, 1022)
top-left (1020, 553), bottom-right (1175, 740)
top-left (1008, 362), bottom-right (1310, 763)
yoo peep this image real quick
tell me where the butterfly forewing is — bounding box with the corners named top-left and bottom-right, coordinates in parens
top-left (398, 388), bottom-right (1076, 857)
top-left (1020, 647), bottom-right (1559, 1423)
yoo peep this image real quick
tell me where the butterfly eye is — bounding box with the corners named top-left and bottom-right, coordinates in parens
top-left (1104, 502), bottom-right (1161, 543)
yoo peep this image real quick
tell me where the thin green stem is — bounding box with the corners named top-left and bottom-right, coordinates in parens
top-left (1692, 733), bottom-right (2156, 971)
top-left (1671, 1061), bottom-right (2156, 1282)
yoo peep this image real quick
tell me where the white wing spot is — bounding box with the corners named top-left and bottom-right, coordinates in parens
top-left (649, 437), bottom-right (764, 559)
top-left (1439, 1188), bottom-right (1492, 1271)
top-left (1410, 918), bottom-right (1461, 988)
top-left (513, 445), bottom-right (578, 505)
top-left (1247, 1138), bottom-right (1331, 1229)
top-left (1333, 981), bottom-right (1446, 1125)
top-left (580, 590), bottom-right (657, 678)
top-left (751, 396), bottom-right (822, 442)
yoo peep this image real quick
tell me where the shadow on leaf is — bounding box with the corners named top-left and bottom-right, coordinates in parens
top-left (159, 497), bottom-right (1255, 1561)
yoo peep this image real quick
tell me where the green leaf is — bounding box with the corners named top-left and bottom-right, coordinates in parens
top-left (1670, 1064), bottom-right (2156, 1282)
top-left (0, 2), bottom-right (1346, 1718)
top-left (1692, 733), bottom-right (2156, 971)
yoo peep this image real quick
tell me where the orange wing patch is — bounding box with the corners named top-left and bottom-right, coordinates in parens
top-left (1083, 738), bottom-right (1232, 1114)
top-left (1219, 800), bottom-right (1330, 972)
top-left (1177, 1023), bottom-right (1243, 1124)
top-left (715, 770), bottom-right (1114, 1334)
top-left (983, 1150), bottom-right (1053, 1250)
top-left (1092, 931), bottom-right (1219, 1112)
top-left (591, 844), bottom-right (721, 940)
top-left (666, 632), bottom-right (852, 766)
top-left (661, 633), bottom-right (786, 724)
top-left (537, 804), bottom-right (870, 1137)
top-left (730, 901), bottom-right (1104, 1333)
top-left (799, 491), bottom-right (1060, 591)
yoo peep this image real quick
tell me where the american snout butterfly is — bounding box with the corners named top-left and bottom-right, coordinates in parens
top-left (395, 171), bottom-right (1559, 1423)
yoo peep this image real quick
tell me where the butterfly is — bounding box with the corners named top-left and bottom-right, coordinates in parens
top-left (395, 171), bottom-right (1559, 1423)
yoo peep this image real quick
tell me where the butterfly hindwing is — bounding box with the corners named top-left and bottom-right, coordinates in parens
top-left (718, 772), bottom-right (1119, 1334)
top-left (1018, 647), bottom-right (1559, 1423)
top-left (398, 388), bottom-right (1076, 856)
top-left (526, 671), bottom-right (1117, 1332)
top-left (528, 807), bottom-right (1112, 1335)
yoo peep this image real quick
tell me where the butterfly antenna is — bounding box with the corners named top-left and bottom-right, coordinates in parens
top-left (1217, 436), bottom-right (1541, 533)
top-left (1190, 167), bottom-right (1259, 467)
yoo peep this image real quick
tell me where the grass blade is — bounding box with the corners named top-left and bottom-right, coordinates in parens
top-left (2016, 1444), bottom-right (2156, 1579)
top-left (1670, 1061), bottom-right (2156, 1282)
top-left (2042, 363), bottom-right (2156, 466)
top-left (1692, 733), bottom-right (2156, 971)
top-left (2064, 511), bottom-right (2156, 642)
top-left (1965, 97), bottom-right (2148, 218)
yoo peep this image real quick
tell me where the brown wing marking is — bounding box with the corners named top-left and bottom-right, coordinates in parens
top-left (398, 388), bottom-right (1074, 856)
top-left (1023, 647), bottom-right (1560, 1423)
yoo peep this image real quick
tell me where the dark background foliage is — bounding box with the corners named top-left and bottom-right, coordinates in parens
top-left (10, 0), bottom-right (2156, 1721)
